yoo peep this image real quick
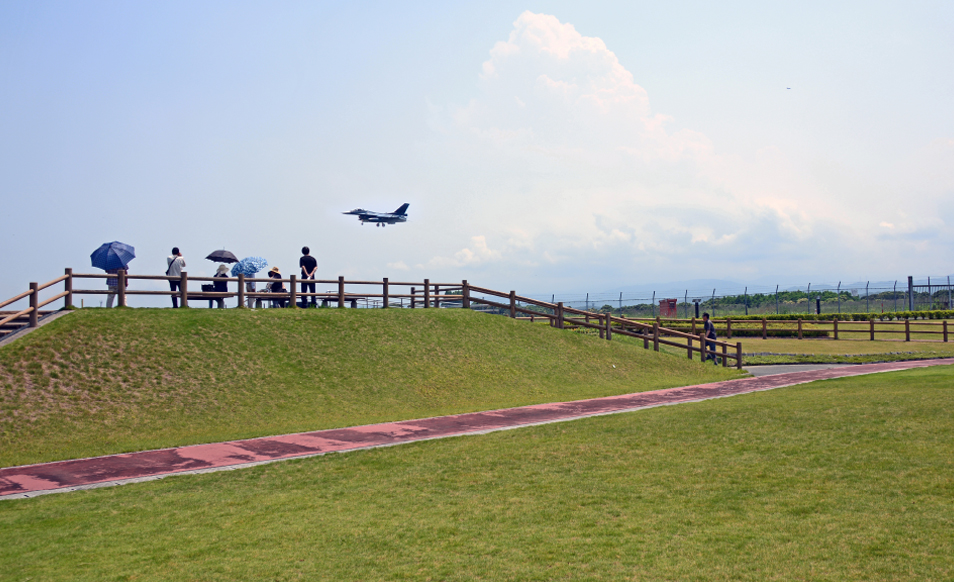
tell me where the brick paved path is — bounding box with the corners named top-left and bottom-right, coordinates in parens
top-left (3, 359), bottom-right (951, 499)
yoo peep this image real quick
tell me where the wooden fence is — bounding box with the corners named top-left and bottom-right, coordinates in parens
top-left (0, 269), bottom-right (743, 368)
top-left (464, 285), bottom-right (743, 369)
top-left (625, 316), bottom-right (951, 343)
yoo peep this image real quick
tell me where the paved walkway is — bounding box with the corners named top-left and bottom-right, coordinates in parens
top-left (3, 358), bottom-right (952, 500)
top-left (743, 363), bottom-right (857, 377)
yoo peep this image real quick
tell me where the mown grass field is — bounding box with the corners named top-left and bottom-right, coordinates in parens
top-left (738, 337), bottom-right (954, 364)
top-left (0, 308), bottom-right (739, 467)
top-left (2, 365), bottom-right (952, 581)
top-left (554, 318), bottom-right (954, 364)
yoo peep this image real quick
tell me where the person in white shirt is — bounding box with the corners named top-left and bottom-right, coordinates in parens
top-left (166, 247), bottom-right (186, 308)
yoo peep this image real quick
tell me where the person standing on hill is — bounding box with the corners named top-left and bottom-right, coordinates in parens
top-left (212, 263), bottom-right (229, 309)
top-left (105, 267), bottom-right (127, 308)
top-left (300, 246), bottom-right (318, 308)
top-left (166, 247), bottom-right (186, 308)
top-left (703, 312), bottom-right (719, 365)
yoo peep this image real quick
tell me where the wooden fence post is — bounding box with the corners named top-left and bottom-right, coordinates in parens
top-left (691, 317), bottom-right (697, 335)
top-left (726, 318), bottom-right (732, 339)
top-left (383, 278), bottom-right (389, 308)
top-left (905, 319), bottom-right (910, 342)
top-left (687, 335), bottom-right (693, 360)
top-left (410, 288), bottom-right (416, 309)
top-left (736, 342), bottom-right (743, 370)
top-left (652, 322), bottom-right (659, 352)
top-left (238, 273), bottom-right (245, 307)
top-left (180, 271), bottom-right (188, 307)
top-left (64, 268), bottom-right (73, 308)
top-left (762, 318), bottom-right (767, 340)
top-left (117, 269), bottom-right (126, 307)
top-left (424, 279), bottom-right (430, 308)
top-left (557, 302), bottom-right (564, 329)
top-left (599, 315), bottom-right (605, 339)
top-left (461, 280), bottom-right (470, 309)
top-left (699, 333), bottom-right (707, 362)
top-left (797, 318), bottom-right (803, 340)
top-left (833, 319), bottom-right (838, 340)
top-left (643, 332), bottom-right (649, 349)
top-left (944, 320), bottom-right (948, 343)
top-left (29, 283), bottom-right (38, 327)
top-left (509, 291), bottom-right (516, 318)
top-left (721, 343), bottom-right (728, 367)
top-left (338, 276), bottom-right (345, 308)
top-left (606, 316), bottom-right (612, 341)
top-left (869, 319), bottom-right (875, 341)
top-left (434, 285), bottom-right (440, 308)
top-left (289, 275), bottom-right (297, 308)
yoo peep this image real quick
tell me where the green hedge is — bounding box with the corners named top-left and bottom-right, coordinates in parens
top-left (664, 326), bottom-right (828, 339)
top-left (703, 310), bottom-right (954, 322)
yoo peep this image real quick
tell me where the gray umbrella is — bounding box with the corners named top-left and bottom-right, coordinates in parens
top-left (205, 249), bottom-right (239, 264)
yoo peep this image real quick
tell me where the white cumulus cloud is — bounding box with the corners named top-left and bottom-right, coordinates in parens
top-left (419, 11), bottom-right (954, 285)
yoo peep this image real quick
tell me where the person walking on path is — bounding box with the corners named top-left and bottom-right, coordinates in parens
top-left (299, 247), bottom-right (318, 307)
top-left (703, 312), bottom-right (719, 365)
top-left (166, 247), bottom-right (186, 308)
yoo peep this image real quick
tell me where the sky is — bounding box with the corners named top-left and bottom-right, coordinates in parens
top-left (2, 1), bottom-right (953, 305)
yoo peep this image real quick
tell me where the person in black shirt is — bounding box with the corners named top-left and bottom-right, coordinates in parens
top-left (212, 264), bottom-right (229, 308)
top-left (300, 246), bottom-right (318, 307)
top-left (267, 267), bottom-right (287, 308)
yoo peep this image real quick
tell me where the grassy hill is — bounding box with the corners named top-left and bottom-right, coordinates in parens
top-left (3, 364), bottom-right (951, 580)
top-left (0, 308), bottom-right (739, 466)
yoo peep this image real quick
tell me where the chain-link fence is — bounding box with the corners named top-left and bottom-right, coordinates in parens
top-left (527, 276), bottom-right (954, 318)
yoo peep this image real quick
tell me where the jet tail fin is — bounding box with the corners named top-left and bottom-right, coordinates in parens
top-left (393, 203), bottom-right (409, 215)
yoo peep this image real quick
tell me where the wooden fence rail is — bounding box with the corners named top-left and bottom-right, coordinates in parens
top-left (1, 270), bottom-right (742, 367)
top-left (465, 286), bottom-right (742, 368)
top-left (622, 316), bottom-right (951, 343)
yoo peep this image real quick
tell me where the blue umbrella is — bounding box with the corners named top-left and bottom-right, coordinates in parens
top-left (231, 256), bottom-right (268, 277)
top-left (90, 241), bottom-right (136, 271)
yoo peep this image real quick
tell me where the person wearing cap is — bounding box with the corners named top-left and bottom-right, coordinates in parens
top-left (267, 266), bottom-right (287, 308)
top-left (212, 264), bottom-right (229, 309)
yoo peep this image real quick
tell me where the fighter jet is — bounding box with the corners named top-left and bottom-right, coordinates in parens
top-left (343, 203), bottom-right (409, 227)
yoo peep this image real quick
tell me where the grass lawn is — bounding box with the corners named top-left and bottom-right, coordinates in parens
top-left (0, 308), bottom-right (739, 467)
top-left (2, 365), bottom-right (952, 580)
top-left (737, 337), bottom-right (954, 364)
